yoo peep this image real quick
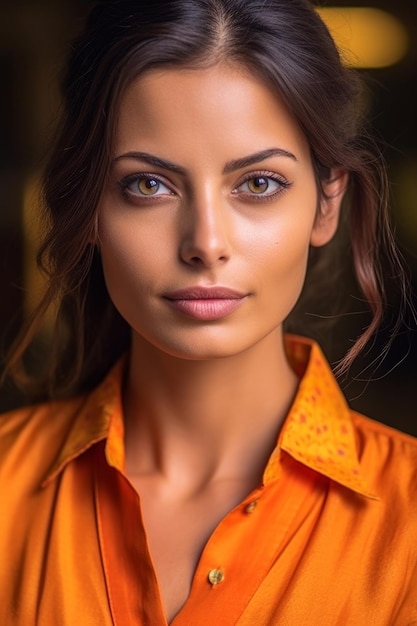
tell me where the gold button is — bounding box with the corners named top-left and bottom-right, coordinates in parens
top-left (208, 569), bottom-right (225, 585)
top-left (245, 499), bottom-right (259, 514)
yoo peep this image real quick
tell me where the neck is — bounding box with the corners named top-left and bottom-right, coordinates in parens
top-left (123, 330), bottom-right (298, 490)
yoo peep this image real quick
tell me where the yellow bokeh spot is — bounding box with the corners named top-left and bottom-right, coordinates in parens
top-left (318, 7), bottom-right (409, 68)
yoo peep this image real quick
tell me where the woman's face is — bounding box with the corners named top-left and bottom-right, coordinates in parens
top-left (98, 64), bottom-right (344, 360)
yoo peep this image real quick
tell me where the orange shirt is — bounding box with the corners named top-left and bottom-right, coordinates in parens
top-left (1, 335), bottom-right (417, 625)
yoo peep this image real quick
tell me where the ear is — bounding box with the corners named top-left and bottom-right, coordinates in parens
top-left (310, 168), bottom-right (349, 247)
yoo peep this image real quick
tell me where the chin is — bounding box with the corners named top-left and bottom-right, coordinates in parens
top-left (132, 327), bottom-right (257, 362)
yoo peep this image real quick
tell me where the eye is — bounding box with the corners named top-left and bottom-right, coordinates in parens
top-left (234, 173), bottom-right (290, 199)
top-left (119, 174), bottom-right (173, 198)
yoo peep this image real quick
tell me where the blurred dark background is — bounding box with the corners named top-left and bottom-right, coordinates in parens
top-left (0, 0), bottom-right (416, 434)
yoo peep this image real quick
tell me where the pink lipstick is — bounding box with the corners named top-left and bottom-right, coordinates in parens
top-left (163, 287), bottom-right (247, 321)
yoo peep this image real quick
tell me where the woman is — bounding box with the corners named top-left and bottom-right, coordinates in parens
top-left (1, 0), bottom-right (416, 624)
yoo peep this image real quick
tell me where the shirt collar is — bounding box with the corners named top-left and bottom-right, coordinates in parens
top-left (43, 336), bottom-right (378, 499)
top-left (42, 357), bottom-right (126, 486)
top-left (264, 335), bottom-right (378, 499)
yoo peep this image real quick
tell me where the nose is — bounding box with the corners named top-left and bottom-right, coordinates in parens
top-left (179, 197), bottom-right (232, 268)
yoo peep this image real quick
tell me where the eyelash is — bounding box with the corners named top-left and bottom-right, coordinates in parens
top-left (118, 173), bottom-right (173, 200)
top-left (117, 170), bottom-right (292, 203)
top-left (233, 170), bottom-right (292, 201)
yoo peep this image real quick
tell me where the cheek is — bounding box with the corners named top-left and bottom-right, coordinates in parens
top-left (257, 215), bottom-right (315, 310)
top-left (98, 219), bottom-right (157, 310)
top-left (260, 204), bottom-right (314, 258)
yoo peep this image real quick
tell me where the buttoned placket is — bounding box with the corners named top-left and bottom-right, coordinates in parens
top-left (93, 438), bottom-right (328, 626)
top-left (172, 456), bottom-right (325, 626)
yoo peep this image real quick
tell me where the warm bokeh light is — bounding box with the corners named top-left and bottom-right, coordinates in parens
top-left (318, 7), bottom-right (409, 68)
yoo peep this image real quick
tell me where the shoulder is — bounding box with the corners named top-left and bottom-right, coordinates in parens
top-left (0, 395), bottom-right (87, 441)
top-left (353, 410), bottom-right (417, 460)
top-left (0, 396), bottom-right (88, 485)
top-left (0, 357), bottom-right (124, 487)
top-left (352, 411), bottom-right (417, 499)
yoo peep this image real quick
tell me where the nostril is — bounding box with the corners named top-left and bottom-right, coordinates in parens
top-left (188, 254), bottom-right (227, 266)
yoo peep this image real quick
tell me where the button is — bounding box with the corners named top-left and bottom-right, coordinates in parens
top-left (245, 499), bottom-right (259, 514)
top-left (208, 569), bottom-right (225, 585)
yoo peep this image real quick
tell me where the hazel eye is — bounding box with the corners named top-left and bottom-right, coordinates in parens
top-left (138, 178), bottom-right (161, 195)
top-left (134, 177), bottom-right (171, 196)
top-left (247, 177), bottom-right (270, 194)
top-left (236, 175), bottom-right (284, 197)
top-left (119, 174), bottom-right (173, 198)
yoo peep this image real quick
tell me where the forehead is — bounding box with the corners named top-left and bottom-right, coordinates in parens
top-left (113, 63), bottom-right (311, 164)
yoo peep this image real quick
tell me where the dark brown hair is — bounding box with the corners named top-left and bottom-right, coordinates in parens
top-left (4, 0), bottom-right (407, 399)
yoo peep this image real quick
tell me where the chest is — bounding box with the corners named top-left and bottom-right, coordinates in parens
top-left (128, 475), bottom-right (261, 623)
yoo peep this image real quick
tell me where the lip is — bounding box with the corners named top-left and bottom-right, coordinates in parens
top-left (163, 286), bottom-right (248, 321)
top-left (164, 286), bottom-right (246, 300)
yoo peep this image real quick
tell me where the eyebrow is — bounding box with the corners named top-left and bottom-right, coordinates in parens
top-left (223, 148), bottom-right (297, 173)
top-left (113, 147), bottom-right (297, 175)
top-left (113, 152), bottom-right (187, 174)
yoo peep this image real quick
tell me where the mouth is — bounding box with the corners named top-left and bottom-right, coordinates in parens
top-left (163, 286), bottom-right (248, 321)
